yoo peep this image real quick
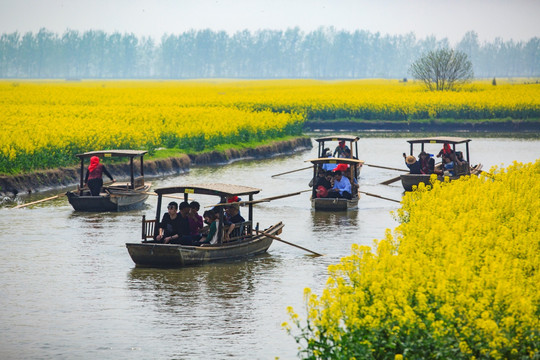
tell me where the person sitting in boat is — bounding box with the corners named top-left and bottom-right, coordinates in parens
top-left (327, 170), bottom-right (352, 200)
top-left (403, 154), bottom-right (422, 174)
top-left (419, 151), bottom-right (435, 174)
top-left (198, 210), bottom-right (220, 246)
top-left (224, 203), bottom-right (246, 240)
top-left (313, 170), bottom-right (332, 198)
top-left (442, 155), bottom-right (455, 177)
top-left (188, 201), bottom-right (204, 242)
top-left (322, 150), bottom-right (337, 171)
top-left (333, 140), bottom-right (350, 158)
top-left (455, 151), bottom-right (466, 166)
top-left (156, 201), bottom-right (184, 244)
top-left (84, 156), bottom-right (116, 196)
top-left (167, 201), bottom-right (197, 245)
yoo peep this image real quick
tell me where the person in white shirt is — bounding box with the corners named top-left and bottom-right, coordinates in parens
top-left (327, 170), bottom-right (352, 199)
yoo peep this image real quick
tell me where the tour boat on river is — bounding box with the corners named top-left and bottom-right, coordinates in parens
top-left (400, 136), bottom-right (482, 191)
top-left (307, 135), bottom-right (364, 211)
top-left (66, 150), bottom-right (151, 211)
top-left (126, 183), bottom-right (284, 267)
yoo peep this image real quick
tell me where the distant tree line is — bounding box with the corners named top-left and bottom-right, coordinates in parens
top-left (0, 27), bottom-right (538, 79)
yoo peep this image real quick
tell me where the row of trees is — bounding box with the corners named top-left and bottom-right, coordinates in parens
top-left (0, 27), bottom-right (538, 79)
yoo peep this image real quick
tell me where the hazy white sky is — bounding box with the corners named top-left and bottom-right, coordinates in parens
top-left (1, 0), bottom-right (539, 44)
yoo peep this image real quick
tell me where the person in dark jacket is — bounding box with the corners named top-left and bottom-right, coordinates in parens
top-left (156, 202), bottom-right (184, 243)
top-left (419, 151), bottom-right (435, 174)
top-left (403, 154), bottom-right (422, 174)
top-left (84, 156), bottom-right (115, 196)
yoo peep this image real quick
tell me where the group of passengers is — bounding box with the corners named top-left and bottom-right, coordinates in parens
top-left (154, 199), bottom-right (246, 246)
top-left (310, 140), bottom-right (358, 200)
top-left (312, 166), bottom-right (355, 200)
top-left (403, 143), bottom-right (467, 177)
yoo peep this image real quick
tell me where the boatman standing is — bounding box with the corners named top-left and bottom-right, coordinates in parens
top-left (84, 156), bottom-right (116, 196)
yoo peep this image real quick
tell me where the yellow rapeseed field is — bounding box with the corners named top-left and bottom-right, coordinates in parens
top-left (285, 160), bottom-right (540, 359)
top-left (1, 79), bottom-right (539, 174)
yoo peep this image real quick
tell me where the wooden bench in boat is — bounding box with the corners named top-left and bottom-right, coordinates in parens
top-left (223, 221), bottom-right (253, 243)
top-left (142, 215), bottom-right (157, 241)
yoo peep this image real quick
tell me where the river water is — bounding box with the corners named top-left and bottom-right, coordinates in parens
top-left (1, 135), bottom-right (539, 360)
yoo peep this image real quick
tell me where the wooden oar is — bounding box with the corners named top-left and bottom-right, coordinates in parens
top-left (143, 192), bottom-right (189, 201)
top-left (13, 194), bottom-right (66, 209)
top-left (364, 163), bottom-right (409, 172)
top-left (12, 180), bottom-right (115, 209)
top-left (380, 176), bottom-right (402, 185)
top-left (209, 189), bottom-right (311, 208)
top-left (253, 229), bottom-right (323, 257)
top-left (271, 166), bottom-right (312, 178)
top-left (359, 191), bottom-right (401, 203)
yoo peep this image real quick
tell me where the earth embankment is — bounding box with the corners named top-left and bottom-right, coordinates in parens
top-left (0, 137), bottom-right (312, 197)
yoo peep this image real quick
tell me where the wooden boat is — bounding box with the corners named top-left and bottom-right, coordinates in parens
top-left (400, 137), bottom-right (482, 191)
top-left (125, 183), bottom-right (284, 267)
top-left (66, 150), bottom-right (151, 211)
top-left (307, 136), bottom-right (364, 211)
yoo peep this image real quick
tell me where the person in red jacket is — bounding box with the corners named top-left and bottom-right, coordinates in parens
top-left (84, 156), bottom-right (116, 196)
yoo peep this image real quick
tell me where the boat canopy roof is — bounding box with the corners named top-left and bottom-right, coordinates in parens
top-left (314, 135), bottom-right (360, 143)
top-left (305, 158), bottom-right (364, 165)
top-left (154, 183), bottom-right (261, 197)
top-left (76, 150), bottom-right (148, 159)
top-left (407, 137), bottom-right (471, 145)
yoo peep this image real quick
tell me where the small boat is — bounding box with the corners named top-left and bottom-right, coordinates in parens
top-left (125, 183), bottom-right (284, 267)
top-left (400, 137), bottom-right (483, 191)
top-left (66, 150), bottom-right (151, 211)
top-left (306, 135), bottom-right (364, 211)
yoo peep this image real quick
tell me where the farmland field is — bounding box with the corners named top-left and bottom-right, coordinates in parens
top-left (1, 79), bottom-right (539, 174)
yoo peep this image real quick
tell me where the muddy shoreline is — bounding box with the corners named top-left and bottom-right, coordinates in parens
top-left (0, 137), bottom-right (312, 197)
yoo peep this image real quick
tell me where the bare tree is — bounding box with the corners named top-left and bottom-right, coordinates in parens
top-left (409, 48), bottom-right (474, 91)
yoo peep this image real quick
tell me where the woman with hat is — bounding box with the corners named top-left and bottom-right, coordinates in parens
top-left (403, 153), bottom-right (422, 174)
top-left (84, 156), bottom-right (116, 196)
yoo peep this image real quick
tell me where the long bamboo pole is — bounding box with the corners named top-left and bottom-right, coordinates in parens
top-left (380, 176), bottom-right (402, 185)
top-left (12, 181), bottom-right (114, 209)
top-left (271, 166), bottom-right (313, 177)
top-left (210, 189), bottom-right (311, 208)
top-left (359, 191), bottom-right (401, 203)
top-left (364, 163), bottom-right (409, 172)
top-left (254, 229), bottom-right (323, 257)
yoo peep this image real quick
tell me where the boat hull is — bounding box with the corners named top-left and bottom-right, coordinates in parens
top-left (400, 174), bottom-right (434, 191)
top-left (400, 174), bottom-right (467, 191)
top-left (126, 222), bottom-right (284, 267)
top-left (311, 196), bottom-right (359, 211)
top-left (67, 184), bottom-right (151, 211)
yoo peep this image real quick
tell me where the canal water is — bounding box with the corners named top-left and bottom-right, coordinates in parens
top-left (1, 136), bottom-right (539, 359)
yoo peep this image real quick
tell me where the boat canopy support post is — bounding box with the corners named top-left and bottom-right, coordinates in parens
top-left (130, 157), bottom-right (135, 189)
top-left (79, 158), bottom-right (84, 194)
top-left (466, 143), bottom-right (470, 163)
top-left (248, 194), bottom-right (253, 222)
top-left (155, 194), bottom-right (162, 238)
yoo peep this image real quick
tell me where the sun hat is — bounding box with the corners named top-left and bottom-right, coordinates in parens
top-left (406, 155), bottom-right (416, 165)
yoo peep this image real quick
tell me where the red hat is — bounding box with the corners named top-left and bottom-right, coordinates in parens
top-left (333, 163), bottom-right (349, 172)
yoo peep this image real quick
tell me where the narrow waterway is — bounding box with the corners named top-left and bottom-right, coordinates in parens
top-left (0, 136), bottom-right (538, 359)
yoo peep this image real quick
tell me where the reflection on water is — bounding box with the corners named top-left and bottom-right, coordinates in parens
top-left (127, 254), bottom-right (279, 306)
top-left (310, 209), bottom-right (359, 230)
